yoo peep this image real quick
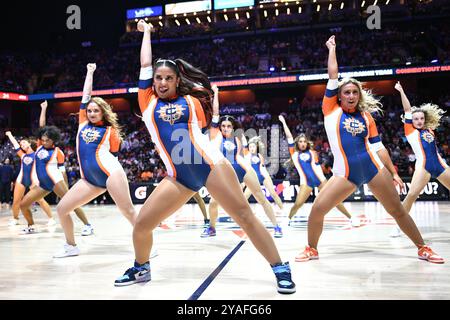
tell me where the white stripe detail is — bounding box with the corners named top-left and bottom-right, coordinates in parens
top-left (142, 98), bottom-right (175, 177)
top-left (140, 67), bottom-right (153, 80)
top-left (186, 95), bottom-right (224, 166)
top-left (324, 109), bottom-right (346, 177)
top-left (327, 79), bottom-right (339, 90)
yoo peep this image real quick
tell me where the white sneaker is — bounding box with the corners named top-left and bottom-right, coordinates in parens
top-left (350, 216), bottom-right (361, 227)
top-left (20, 225), bottom-right (36, 235)
top-left (8, 218), bottom-right (19, 226)
top-left (53, 244), bottom-right (80, 258)
top-left (389, 225), bottom-right (403, 238)
top-left (47, 218), bottom-right (56, 226)
top-left (81, 224), bottom-right (94, 236)
top-left (150, 248), bottom-right (159, 259)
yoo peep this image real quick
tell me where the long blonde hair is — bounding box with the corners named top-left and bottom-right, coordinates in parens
top-left (338, 78), bottom-right (383, 114)
top-left (411, 103), bottom-right (445, 130)
top-left (284, 133), bottom-right (313, 168)
top-left (89, 97), bottom-right (124, 141)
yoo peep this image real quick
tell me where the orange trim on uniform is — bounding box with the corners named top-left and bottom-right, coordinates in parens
top-left (404, 122), bottom-right (415, 136)
top-left (16, 150), bottom-right (25, 158)
top-left (311, 150), bottom-right (324, 180)
top-left (364, 113), bottom-right (381, 170)
top-left (95, 127), bottom-right (111, 176)
top-left (150, 98), bottom-right (177, 177)
top-left (186, 98), bottom-right (214, 169)
top-left (322, 95), bottom-right (339, 117)
top-left (417, 133), bottom-right (427, 169)
top-left (138, 87), bottom-right (156, 114)
top-left (335, 111), bottom-right (349, 178)
top-left (289, 146), bottom-right (295, 156)
top-left (79, 108), bottom-right (87, 124)
top-left (191, 96), bottom-right (207, 129)
top-left (109, 127), bottom-right (121, 153)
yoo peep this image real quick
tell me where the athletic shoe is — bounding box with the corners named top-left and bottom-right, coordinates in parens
top-left (418, 245), bottom-right (445, 264)
top-left (20, 226), bottom-right (36, 235)
top-left (389, 226), bottom-right (403, 238)
top-left (53, 244), bottom-right (80, 258)
top-left (115, 261), bottom-right (151, 287)
top-left (200, 225), bottom-right (216, 238)
top-left (271, 262), bottom-right (296, 294)
top-left (47, 218), bottom-right (56, 226)
top-left (8, 218), bottom-right (19, 226)
top-left (81, 224), bottom-right (94, 236)
top-left (274, 225), bottom-right (283, 238)
top-left (295, 246), bottom-right (319, 262)
top-left (350, 216), bottom-right (361, 227)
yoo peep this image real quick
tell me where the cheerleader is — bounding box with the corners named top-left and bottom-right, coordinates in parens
top-left (278, 115), bottom-right (359, 227)
top-left (390, 81), bottom-right (449, 237)
top-left (114, 21), bottom-right (295, 294)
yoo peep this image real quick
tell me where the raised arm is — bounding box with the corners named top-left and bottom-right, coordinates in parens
top-left (326, 35), bottom-right (338, 80)
top-left (137, 20), bottom-right (155, 114)
top-left (323, 35), bottom-right (340, 116)
top-left (394, 81), bottom-right (412, 113)
top-left (279, 114), bottom-right (296, 156)
top-left (80, 63), bottom-right (96, 123)
top-left (138, 20), bottom-right (152, 68)
top-left (5, 131), bottom-right (20, 150)
top-left (82, 63), bottom-right (96, 103)
top-left (278, 114), bottom-right (293, 141)
top-left (210, 85), bottom-right (221, 141)
top-left (39, 100), bottom-right (48, 127)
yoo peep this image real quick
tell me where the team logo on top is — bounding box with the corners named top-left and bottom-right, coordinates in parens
top-left (251, 155), bottom-right (260, 164)
top-left (36, 149), bottom-right (49, 160)
top-left (299, 152), bottom-right (311, 162)
top-left (421, 131), bottom-right (434, 143)
top-left (81, 127), bottom-right (101, 144)
top-left (157, 103), bottom-right (186, 125)
top-left (343, 117), bottom-right (366, 136)
top-left (223, 140), bottom-right (236, 152)
top-left (23, 157), bottom-right (33, 166)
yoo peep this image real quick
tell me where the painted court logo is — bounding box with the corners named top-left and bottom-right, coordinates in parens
top-left (81, 127), bottom-right (101, 144)
top-left (421, 131), bottom-right (434, 143)
top-left (343, 117), bottom-right (366, 136)
top-left (157, 103), bottom-right (186, 125)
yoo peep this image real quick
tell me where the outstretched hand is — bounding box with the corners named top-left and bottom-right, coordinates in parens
top-left (5, 131), bottom-right (12, 137)
top-left (212, 84), bottom-right (219, 95)
top-left (40, 100), bottom-right (48, 109)
top-left (87, 63), bottom-right (96, 73)
top-left (325, 35), bottom-right (336, 50)
top-left (137, 20), bottom-right (151, 33)
top-left (393, 174), bottom-right (405, 193)
top-left (394, 81), bottom-right (403, 92)
top-left (278, 115), bottom-right (286, 124)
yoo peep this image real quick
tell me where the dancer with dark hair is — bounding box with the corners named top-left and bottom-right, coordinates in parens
top-left (114, 21), bottom-right (295, 294)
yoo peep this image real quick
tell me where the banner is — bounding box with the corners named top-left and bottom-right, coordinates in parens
top-left (126, 6), bottom-right (163, 20)
top-left (128, 177), bottom-right (449, 204)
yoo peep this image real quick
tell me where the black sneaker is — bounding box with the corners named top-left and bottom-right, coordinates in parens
top-left (114, 261), bottom-right (151, 287)
top-left (272, 262), bottom-right (296, 294)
